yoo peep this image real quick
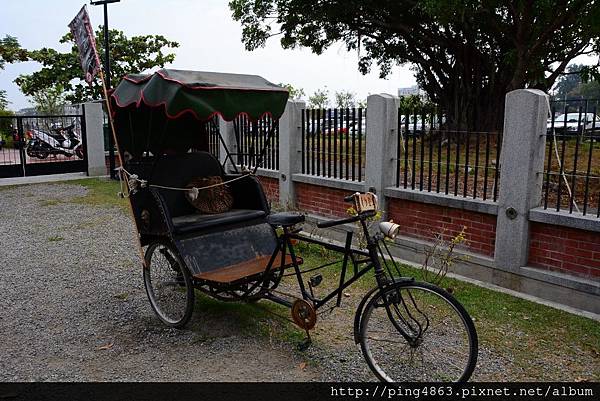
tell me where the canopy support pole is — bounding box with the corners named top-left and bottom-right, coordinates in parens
top-left (215, 118), bottom-right (240, 174)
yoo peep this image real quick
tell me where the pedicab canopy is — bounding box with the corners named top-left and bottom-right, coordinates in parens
top-left (110, 69), bottom-right (289, 160)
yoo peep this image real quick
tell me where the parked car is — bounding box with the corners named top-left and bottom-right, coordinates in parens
top-left (399, 114), bottom-right (445, 135)
top-left (547, 112), bottom-right (600, 134)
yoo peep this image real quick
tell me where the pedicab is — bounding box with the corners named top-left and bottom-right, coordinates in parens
top-left (110, 69), bottom-right (478, 382)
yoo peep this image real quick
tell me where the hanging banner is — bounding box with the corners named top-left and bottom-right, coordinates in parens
top-left (68, 5), bottom-right (101, 85)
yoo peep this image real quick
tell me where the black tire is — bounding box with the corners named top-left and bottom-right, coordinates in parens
top-left (359, 281), bottom-right (477, 382)
top-left (143, 242), bottom-right (194, 328)
top-left (76, 147), bottom-right (84, 159)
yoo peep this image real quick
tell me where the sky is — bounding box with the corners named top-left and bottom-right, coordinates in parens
top-left (0, 0), bottom-right (417, 111)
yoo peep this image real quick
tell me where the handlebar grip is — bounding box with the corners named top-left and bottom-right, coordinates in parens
top-left (317, 215), bottom-right (360, 229)
top-left (343, 195), bottom-right (355, 202)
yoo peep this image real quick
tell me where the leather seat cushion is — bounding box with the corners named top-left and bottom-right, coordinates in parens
top-left (172, 209), bottom-right (266, 234)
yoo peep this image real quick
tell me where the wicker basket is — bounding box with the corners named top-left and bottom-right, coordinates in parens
top-left (185, 176), bottom-right (234, 214)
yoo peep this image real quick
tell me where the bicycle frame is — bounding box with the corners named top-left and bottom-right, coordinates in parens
top-left (262, 212), bottom-right (390, 311)
top-left (258, 211), bottom-right (428, 346)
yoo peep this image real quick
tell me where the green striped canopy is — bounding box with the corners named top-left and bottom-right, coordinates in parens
top-left (111, 69), bottom-right (289, 121)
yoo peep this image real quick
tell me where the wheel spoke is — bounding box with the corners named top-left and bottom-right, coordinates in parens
top-left (144, 243), bottom-right (193, 327)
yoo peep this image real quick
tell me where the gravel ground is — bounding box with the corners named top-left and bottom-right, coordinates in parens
top-left (0, 183), bottom-right (323, 382)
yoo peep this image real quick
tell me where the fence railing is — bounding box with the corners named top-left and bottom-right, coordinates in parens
top-left (204, 117), bottom-right (220, 160)
top-left (395, 108), bottom-right (502, 201)
top-left (233, 115), bottom-right (279, 170)
top-left (543, 99), bottom-right (600, 217)
top-left (301, 108), bottom-right (366, 181)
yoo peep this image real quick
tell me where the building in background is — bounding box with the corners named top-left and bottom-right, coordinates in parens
top-left (397, 85), bottom-right (426, 99)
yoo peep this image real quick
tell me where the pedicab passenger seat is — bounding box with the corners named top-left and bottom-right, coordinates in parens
top-left (149, 152), bottom-right (269, 236)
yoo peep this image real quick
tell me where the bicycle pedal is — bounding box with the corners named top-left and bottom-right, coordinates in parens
top-left (309, 274), bottom-right (323, 287)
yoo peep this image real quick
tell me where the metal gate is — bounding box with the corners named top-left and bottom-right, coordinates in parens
top-left (0, 111), bottom-right (87, 179)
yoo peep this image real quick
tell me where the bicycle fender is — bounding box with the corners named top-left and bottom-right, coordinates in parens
top-left (353, 278), bottom-right (415, 344)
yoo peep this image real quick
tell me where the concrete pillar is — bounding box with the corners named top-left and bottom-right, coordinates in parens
top-left (218, 119), bottom-right (237, 173)
top-left (278, 100), bottom-right (305, 208)
top-left (365, 94), bottom-right (399, 213)
top-left (495, 89), bottom-right (548, 270)
top-left (83, 101), bottom-right (106, 176)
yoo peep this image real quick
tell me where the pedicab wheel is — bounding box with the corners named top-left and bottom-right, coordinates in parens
top-left (143, 242), bottom-right (194, 328)
top-left (359, 281), bottom-right (477, 383)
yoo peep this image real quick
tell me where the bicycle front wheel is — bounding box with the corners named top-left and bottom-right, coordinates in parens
top-left (359, 281), bottom-right (477, 382)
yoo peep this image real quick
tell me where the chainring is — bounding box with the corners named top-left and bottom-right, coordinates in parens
top-left (291, 299), bottom-right (317, 330)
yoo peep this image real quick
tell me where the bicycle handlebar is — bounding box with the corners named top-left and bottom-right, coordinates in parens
top-left (316, 210), bottom-right (376, 229)
top-left (343, 194), bottom-right (355, 202)
top-left (317, 215), bottom-right (361, 229)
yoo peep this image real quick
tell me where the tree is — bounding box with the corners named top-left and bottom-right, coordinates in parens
top-left (572, 80), bottom-right (600, 99)
top-left (308, 87), bottom-right (329, 108)
top-left (0, 35), bottom-right (28, 111)
top-left (230, 0), bottom-right (600, 131)
top-left (398, 94), bottom-right (436, 112)
top-left (0, 91), bottom-right (8, 111)
top-left (29, 85), bottom-right (67, 115)
top-left (279, 83), bottom-right (306, 100)
top-left (0, 35), bottom-right (28, 69)
top-left (334, 90), bottom-right (356, 108)
top-left (13, 28), bottom-right (179, 104)
top-left (554, 64), bottom-right (585, 100)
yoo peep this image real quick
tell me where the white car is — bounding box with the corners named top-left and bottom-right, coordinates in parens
top-left (547, 112), bottom-right (600, 133)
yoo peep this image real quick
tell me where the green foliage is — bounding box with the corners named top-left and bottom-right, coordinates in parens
top-left (573, 80), bottom-right (600, 99)
top-left (0, 91), bottom-right (8, 111)
top-left (553, 63), bottom-right (600, 100)
top-left (0, 35), bottom-right (28, 69)
top-left (0, 35), bottom-right (28, 111)
top-left (13, 28), bottom-right (179, 104)
top-left (554, 64), bottom-right (585, 99)
top-left (398, 94), bottom-right (435, 113)
top-left (279, 82), bottom-right (306, 100)
top-left (30, 84), bottom-right (67, 115)
top-left (334, 90), bottom-right (355, 108)
top-left (308, 87), bottom-right (329, 108)
top-left (230, 0), bottom-right (600, 130)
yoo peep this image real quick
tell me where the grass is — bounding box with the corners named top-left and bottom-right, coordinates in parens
top-left (68, 178), bottom-right (129, 211)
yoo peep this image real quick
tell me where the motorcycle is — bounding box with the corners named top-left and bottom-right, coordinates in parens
top-left (25, 123), bottom-right (84, 160)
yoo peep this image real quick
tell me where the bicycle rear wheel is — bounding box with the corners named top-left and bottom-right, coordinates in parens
top-left (359, 281), bottom-right (477, 382)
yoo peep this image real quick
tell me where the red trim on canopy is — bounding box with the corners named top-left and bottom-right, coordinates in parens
top-left (111, 90), bottom-right (279, 123)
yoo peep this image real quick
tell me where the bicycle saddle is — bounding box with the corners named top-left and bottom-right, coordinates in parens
top-left (266, 212), bottom-right (305, 227)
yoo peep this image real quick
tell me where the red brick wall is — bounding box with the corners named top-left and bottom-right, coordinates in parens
top-left (258, 176), bottom-right (279, 204)
top-left (295, 182), bottom-right (355, 218)
top-left (387, 198), bottom-right (497, 257)
top-left (528, 222), bottom-right (600, 278)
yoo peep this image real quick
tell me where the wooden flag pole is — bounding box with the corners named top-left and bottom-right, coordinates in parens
top-left (69, 5), bottom-right (147, 268)
top-left (97, 67), bottom-right (148, 268)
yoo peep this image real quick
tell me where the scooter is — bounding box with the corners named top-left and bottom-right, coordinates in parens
top-left (25, 123), bottom-right (84, 159)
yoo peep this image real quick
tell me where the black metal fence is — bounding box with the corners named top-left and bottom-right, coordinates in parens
top-left (301, 108), bottom-right (366, 181)
top-left (204, 117), bottom-right (221, 159)
top-left (543, 99), bottom-right (600, 217)
top-left (0, 113), bottom-right (87, 178)
top-left (395, 108), bottom-right (502, 201)
top-left (233, 115), bottom-right (279, 170)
